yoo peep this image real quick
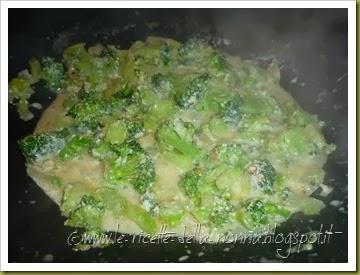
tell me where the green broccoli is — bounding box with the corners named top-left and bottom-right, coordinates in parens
top-left (8, 76), bottom-right (35, 121)
top-left (236, 199), bottom-right (290, 229)
top-left (65, 194), bottom-right (105, 231)
top-left (211, 144), bottom-right (248, 168)
top-left (58, 135), bottom-right (92, 160)
top-left (67, 98), bottom-right (110, 123)
top-left (208, 193), bottom-right (234, 226)
top-left (126, 119), bottom-right (145, 138)
top-left (98, 186), bottom-right (158, 233)
top-left (104, 120), bottom-right (128, 144)
top-left (179, 168), bottom-right (234, 227)
top-left (174, 73), bottom-right (210, 109)
top-left (151, 73), bottom-right (173, 94)
top-left (219, 95), bottom-right (243, 124)
top-left (40, 57), bottom-right (65, 92)
top-left (179, 167), bottom-right (205, 201)
top-left (178, 38), bottom-right (211, 64)
top-left (159, 202), bottom-right (185, 227)
top-left (209, 51), bottom-right (229, 75)
top-left (246, 159), bottom-right (276, 194)
top-left (18, 128), bottom-right (70, 163)
top-left (105, 140), bottom-right (155, 194)
top-left (143, 99), bottom-right (177, 132)
top-left (155, 118), bottom-right (203, 160)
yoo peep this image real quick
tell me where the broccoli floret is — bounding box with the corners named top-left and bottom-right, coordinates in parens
top-left (105, 140), bottom-right (155, 194)
top-left (159, 202), bottom-right (185, 227)
top-left (209, 51), bottom-right (229, 75)
top-left (245, 199), bottom-right (267, 225)
top-left (178, 38), bottom-right (207, 63)
top-left (67, 98), bottom-right (110, 123)
top-left (179, 168), bottom-right (234, 227)
top-left (140, 191), bottom-right (159, 216)
top-left (104, 119), bottom-right (144, 144)
top-left (8, 76), bottom-right (35, 121)
top-left (174, 73), bottom-right (210, 109)
top-left (126, 119), bottom-right (145, 138)
top-left (151, 73), bottom-right (173, 94)
top-left (65, 194), bottom-right (105, 230)
top-left (18, 128), bottom-right (69, 163)
top-left (246, 159), bottom-right (276, 194)
top-left (236, 199), bottom-right (290, 229)
top-left (179, 167), bottom-right (205, 201)
top-left (155, 118), bottom-right (203, 160)
top-left (112, 83), bottom-right (137, 100)
top-left (40, 57), bottom-right (65, 92)
top-left (105, 120), bottom-right (128, 144)
top-left (211, 144), bottom-right (248, 168)
top-left (209, 193), bottom-right (234, 226)
top-left (219, 95), bottom-right (243, 124)
top-left (58, 135), bottom-right (92, 160)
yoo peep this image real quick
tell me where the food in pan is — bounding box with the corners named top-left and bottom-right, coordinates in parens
top-left (9, 37), bottom-right (335, 247)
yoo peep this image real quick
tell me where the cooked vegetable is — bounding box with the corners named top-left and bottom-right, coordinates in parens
top-left (174, 73), bottom-right (210, 108)
top-left (10, 36), bottom-right (335, 247)
top-left (246, 159), bottom-right (277, 194)
top-left (219, 95), bottom-right (243, 124)
top-left (65, 194), bottom-right (105, 230)
top-left (236, 199), bottom-right (290, 229)
top-left (40, 57), bottom-right (65, 92)
top-left (105, 140), bottom-right (155, 194)
top-left (58, 135), bottom-right (92, 160)
top-left (155, 118), bottom-right (203, 161)
top-left (18, 129), bottom-right (69, 163)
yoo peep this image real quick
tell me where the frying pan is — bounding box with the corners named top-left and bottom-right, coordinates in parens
top-left (8, 8), bottom-right (348, 263)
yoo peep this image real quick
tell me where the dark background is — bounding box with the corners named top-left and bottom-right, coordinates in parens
top-left (9, 8), bottom-right (348, 263)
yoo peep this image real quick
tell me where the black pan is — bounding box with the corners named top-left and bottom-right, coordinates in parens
top-left (8, 8), bottom-right (348, 263)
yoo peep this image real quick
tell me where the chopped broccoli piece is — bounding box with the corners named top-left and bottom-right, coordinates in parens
top-left (40, 57), bottom-right (65, 92)
top-left (159, 202), bottom-right (185, 227)
top-left (8, 76), bottom-right (35, 121)
top-left (174, 73), bottom-right (210, 109)
top-left (245, 199), bottom-right (267, 225)
top-left (140, 191), bottom-right (159, 216)
top-left (105, 120), bottom-right (128, 144)
top-left (144, 99), bottom-right (177, 132)
top-left (179, 167), bottom-right (234, 227)
top-left (151, 73), bottom-right (173, 94)
top-left (28, 58), bottom-right (42, 82)
top-left (208, 193), bottom-right (234, 226)
top-left (179, 167), bottom-right (205, 201)
top-left (178, 38), bottom-right (210, 64)
top-left (209, 51), bottom-right (230, 75)
top-left (125, 199), bottom-right (158, 234)
top-left (18, 128), bottom-right (69, 163)
top-left (65, 194), bottom-right (105, 230)
top-left (211, 143), bottom-right (248, 168)
top-left (246, 159), bottom-right (276, 194)
top-left (219, 95), bottom-right (243, 124)
top-left (58, 135), bottom-right (92, 160)
top-left (105, 140), bottom-right (155, 194)
top-left (126, 119), bottom-right (145, 138)
top-left (155, 118), bottom-right (203, 160)
top-left (104, 118), bottom-right (144, 144)
top-left (67, 98), bottom-right (110, 123)
top-left (206, 116), bottom-right (234, 140)
top-left (98, 186), bottom-right (158, 233)
top-left (91, 141), bottom-right (116, 161)
top-left (268, 126), bottom-right (335, 159)
top-left (236, 199), bottom-right (290, 229)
